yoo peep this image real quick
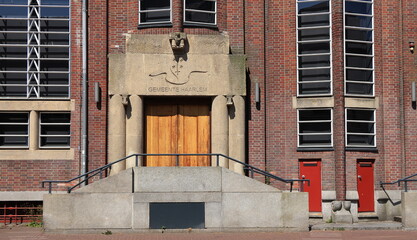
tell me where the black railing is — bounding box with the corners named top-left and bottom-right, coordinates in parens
top-left (380, 172), bottom-right (417, 193)
top-left (42, 153), bottom-right (309, 193)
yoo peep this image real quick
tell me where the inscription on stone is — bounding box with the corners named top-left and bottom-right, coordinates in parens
top-left (147, 86), bottom-right (208, 93)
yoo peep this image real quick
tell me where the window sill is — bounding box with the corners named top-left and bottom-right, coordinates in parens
top-left (345, 147), bottom-right (378, 152)
top-left (0, 149), bottom-right (74, 160)
top-left (183, 23), bottom-right (218, 29)
top-left (138, 23), bottom-right (173, 29)
top-left (297, 147), bottom-right (334, 152)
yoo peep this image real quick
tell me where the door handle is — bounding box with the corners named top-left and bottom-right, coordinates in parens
top-left (301, 175), bottom-right (305, 179)
top-left (358, 175), bottom-right (362, 179)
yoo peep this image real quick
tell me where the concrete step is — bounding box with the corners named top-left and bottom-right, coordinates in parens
top-left (310, 221), bottom-right (402, 231)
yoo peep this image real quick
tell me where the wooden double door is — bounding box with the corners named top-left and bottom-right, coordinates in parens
top-left (145, 102), bottom-right (211, 167)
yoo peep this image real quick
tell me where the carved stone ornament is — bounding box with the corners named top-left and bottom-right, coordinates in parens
top-left (149, 56), bottom-right (208, 85)
top-left (169, 32), bottom-right (187, 51)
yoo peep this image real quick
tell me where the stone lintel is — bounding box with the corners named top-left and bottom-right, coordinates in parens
top-left (345, 97), bottom-right (379, 109)
top-left (293, 97), bottom-right (334, 109)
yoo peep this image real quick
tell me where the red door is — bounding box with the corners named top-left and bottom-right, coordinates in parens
top-left (300, 160), bottom-right (322, 212)
top-left (357, 160), bottom-right (374, 212)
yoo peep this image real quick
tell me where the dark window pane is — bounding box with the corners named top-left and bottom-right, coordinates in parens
top-left (0, 112), bottom-right (28, 123)
top-left (298, 42), bottom-right (329, 54)
top-left (0, 85), bottom-right (26, 96)
top-left (0, 19), bottom-right (26, 31)
top-left (40, 33), bottom-right (69, 45)
top-left (40, 113), bottom-right (70, 123)
top-left (298, 1), bottom-right (329, 14)
top-left (347, 122), bottom-right (374, 133)
top-left (140, 0), bottom-right (170, 10)
top-left (40, 20), bottom-right (69, 32)
top-left (299, 68), bottom-right (330, 81)
top-left (345, 15), bottom-right (372, 28)
top-left (41, 7), bottom-right (69, 18)
top-left (0, 33), bottom-right (26, 44)
top-left (42, 0), bottom-right (69, 5)
top-left (299, 55), bottom-right (330, 68)
top-left (185, 11), bottom-right (215, 24)
top-left (298, 14), bottom-right (329, 27)
top-left (40, 47), bottom-right (69, 58)
top-left (40, 136), bottom-right (70, 147)
top-left (299, 82), bottom-right (330, 95)
top-left (347, 109), bottom-right (374, 121)
top-left (298, 28), bottom-right (329, 41)
top-left (0, 6), bottom-right (27, 18)
top-left (40, 73), bottom-right (69, 84)
top-left (140, 10), bottom-right (170, 23)
top-left (39, 85), bottom-right (69, 97)
top-left (347, 135), bottom-right (374, 146)
top-left (0, 125), bottom-right (27, 134)
top-left (0, 47), bottom-right (26, 58)
top-left (346, 55), bottom-right (373, 68)
top-left (346, 42), bottom-right (372, 55)
top-left (346, 69), bottom-right (373, 82)
top-left (299, 134), bottom-right (331, 146)
top-left (0, 0), bottom-right (27, 4)
top-left (41, 125), bottom-right (69, 135)
top-left (0, 72), bottom-right (26, 84)
top-left (299, 122), bottom-right (331, 133)
top-left (346, 29), bottom-right (372, 41)
top-left (41, 60), bottom-right (68, 71)
top-left (345, 1), bottom-right (372, 15)
top-left (346, 82), bottom-right (373, 95)
top-left (0, 59), bottom-right (26, 70)
top-left (299, 109), bottom-right (331, 121)
top-left (0, 136), bottom-right (28, 146)
top-left (185, 0), bottom-right (215, 11)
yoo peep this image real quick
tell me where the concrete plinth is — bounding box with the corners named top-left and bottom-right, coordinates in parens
top-left (331, 201), bottom-right (353, 224)
top-left (211, 96), bottom-right (229, 168)
top-left (228, 95), bottom-right (245, 174)
top-left (402, 191), bottom-right (417, 229)
top-left (108, 94), bottom-right (126, 174)
top-left (126, 95), bottom-right (143, 168)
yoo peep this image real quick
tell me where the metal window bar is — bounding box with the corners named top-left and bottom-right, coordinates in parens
top-left (42, 153), bottom-right (310, 194)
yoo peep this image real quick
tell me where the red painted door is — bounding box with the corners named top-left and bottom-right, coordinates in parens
top-left (300, 161), bottom-right (322, 212)
top-left (357, 160), bottom-right (374, 212)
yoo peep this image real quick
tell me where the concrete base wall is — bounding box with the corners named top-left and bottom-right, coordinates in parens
top-left (401, 192), bottom-right (417, 229)
top-left (44, 167), bottom-right (308, 231)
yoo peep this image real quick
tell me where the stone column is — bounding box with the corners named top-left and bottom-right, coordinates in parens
top-left (211, 96), bottom-right (229, 168)
top-left (229, 95), bottom-right (245, 174)
top-left (29, 110), bottom-right (38, 150)
top-left (126, 95), bottom-right (144, 168)
top-left (108, 94), bottom-right (126, 175)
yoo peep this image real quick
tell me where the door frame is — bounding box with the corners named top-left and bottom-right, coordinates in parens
top-left (357, 159), bottom-right (375, 212)
top-left (299, 159), bottom-right (322, 212)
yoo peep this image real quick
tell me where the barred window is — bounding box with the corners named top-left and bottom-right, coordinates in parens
top-left (298, 109), bottom-right (332, 147)
top-left (344, 0), bottom-right (374, 96)
top-left (346, 109), bottom-right (375, 147)
top-left (0, 0), bottom-right (70, 99)
top-left (184, 0), bottom-right (216, 26)
top-left (0, 112), bottom-right (29, 148)
top-left (39, 112), bottom-right (70, 148)
top-left (297, 0), bottom-right (332, 96)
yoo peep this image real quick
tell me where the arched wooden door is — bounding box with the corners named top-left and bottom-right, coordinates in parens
top-left (145, 102), bottom-right (210, 167)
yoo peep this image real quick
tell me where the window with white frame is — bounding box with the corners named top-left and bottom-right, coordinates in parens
top-left (39, 112), bottom-right (70, 148)
top-left (346, 109), bottom-right (375, 147)
top-left (184, 0), bottom-right (216, 26)
top-left (0, 112), bottom-right (29, 148)
top-left (297, 0), bottom-right (332, 96)
top-left (298, 109), bottom-right (332, 147)
top-left (139, 0), bottom-right (172, 26)
top-left (0, 0), bottom-right (70, 99)
top-left (344, 0), bottom-right (374, 96)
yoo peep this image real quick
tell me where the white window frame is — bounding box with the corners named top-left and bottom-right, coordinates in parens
top-left (0, 112), bottom-right (29, 148)
top-left (183, 0), bottom-right (217, 26)
top-left (296, 0), bottom-right (332, 97)
top-left (297, 108), bottom-right (333, 148)
top-left (138, 0), bottom-right (172, 26)
top-left (0, 1), bottom-right (71, 99)
top-left (344, 0), bottom-right (374, 97)
top-left (39, 112), bottom-right (70, 149)
top-left (345, 108), bottom-right (376, 148)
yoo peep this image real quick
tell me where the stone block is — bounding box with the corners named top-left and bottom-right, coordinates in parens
top-left (281, 192), bottom-right (309, 230)
top-left (75, 168), bottom-right (133, 193)
top-left (402, 192), bottom-right (417, 228)
top-left (221, 167), bottom-right (280, 193)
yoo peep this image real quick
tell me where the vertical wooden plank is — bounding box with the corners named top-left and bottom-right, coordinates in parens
top-left (146, 104), bottom-right (158, 166)
top-left (197, 105), bottom-right (210, 166)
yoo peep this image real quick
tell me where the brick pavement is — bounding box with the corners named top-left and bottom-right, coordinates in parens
top-left (1, 226), bottom-right (417, 240)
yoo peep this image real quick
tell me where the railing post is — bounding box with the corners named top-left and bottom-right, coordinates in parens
top-left (135, 155), bottom-right (139, 167)
top-left (216, 155), bottom-right (219, 166)
top-left (250, 168), bottom-right (254, 178)
top-left (405, 181), bottom-right (408, 192)
top-left (176, 155), bottom-right (179, 166)
top-left (48, 182), bottom-right (52, 194)
top-left (99, 169), bottom-right (103, 179)
top-left (290, 182), bottom-right (293, 192)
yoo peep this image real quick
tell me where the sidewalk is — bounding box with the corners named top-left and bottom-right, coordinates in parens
top-left (1, 225), bottom-right (417, 240)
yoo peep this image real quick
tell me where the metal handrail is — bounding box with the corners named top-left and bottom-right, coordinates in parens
top-left (42, 153), bottom-right (309, 193)
top-left (380, 172), bottom-right (417, 192)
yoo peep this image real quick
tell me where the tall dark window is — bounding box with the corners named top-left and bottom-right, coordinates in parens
top-left (344, 0), bottom-right (374, 96)
top-left (39, 112), bottom-right (70, 148)
top-left (184, 0), bottom-right (216, 26)
top-left (297, 0), bottom-right (332, 96)
top-left (139, 0), bottom-right (172, 26)
top-left (0, 0), bottom-right (70, 98)
top-left (0, 112), bottom-right (29, 148)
